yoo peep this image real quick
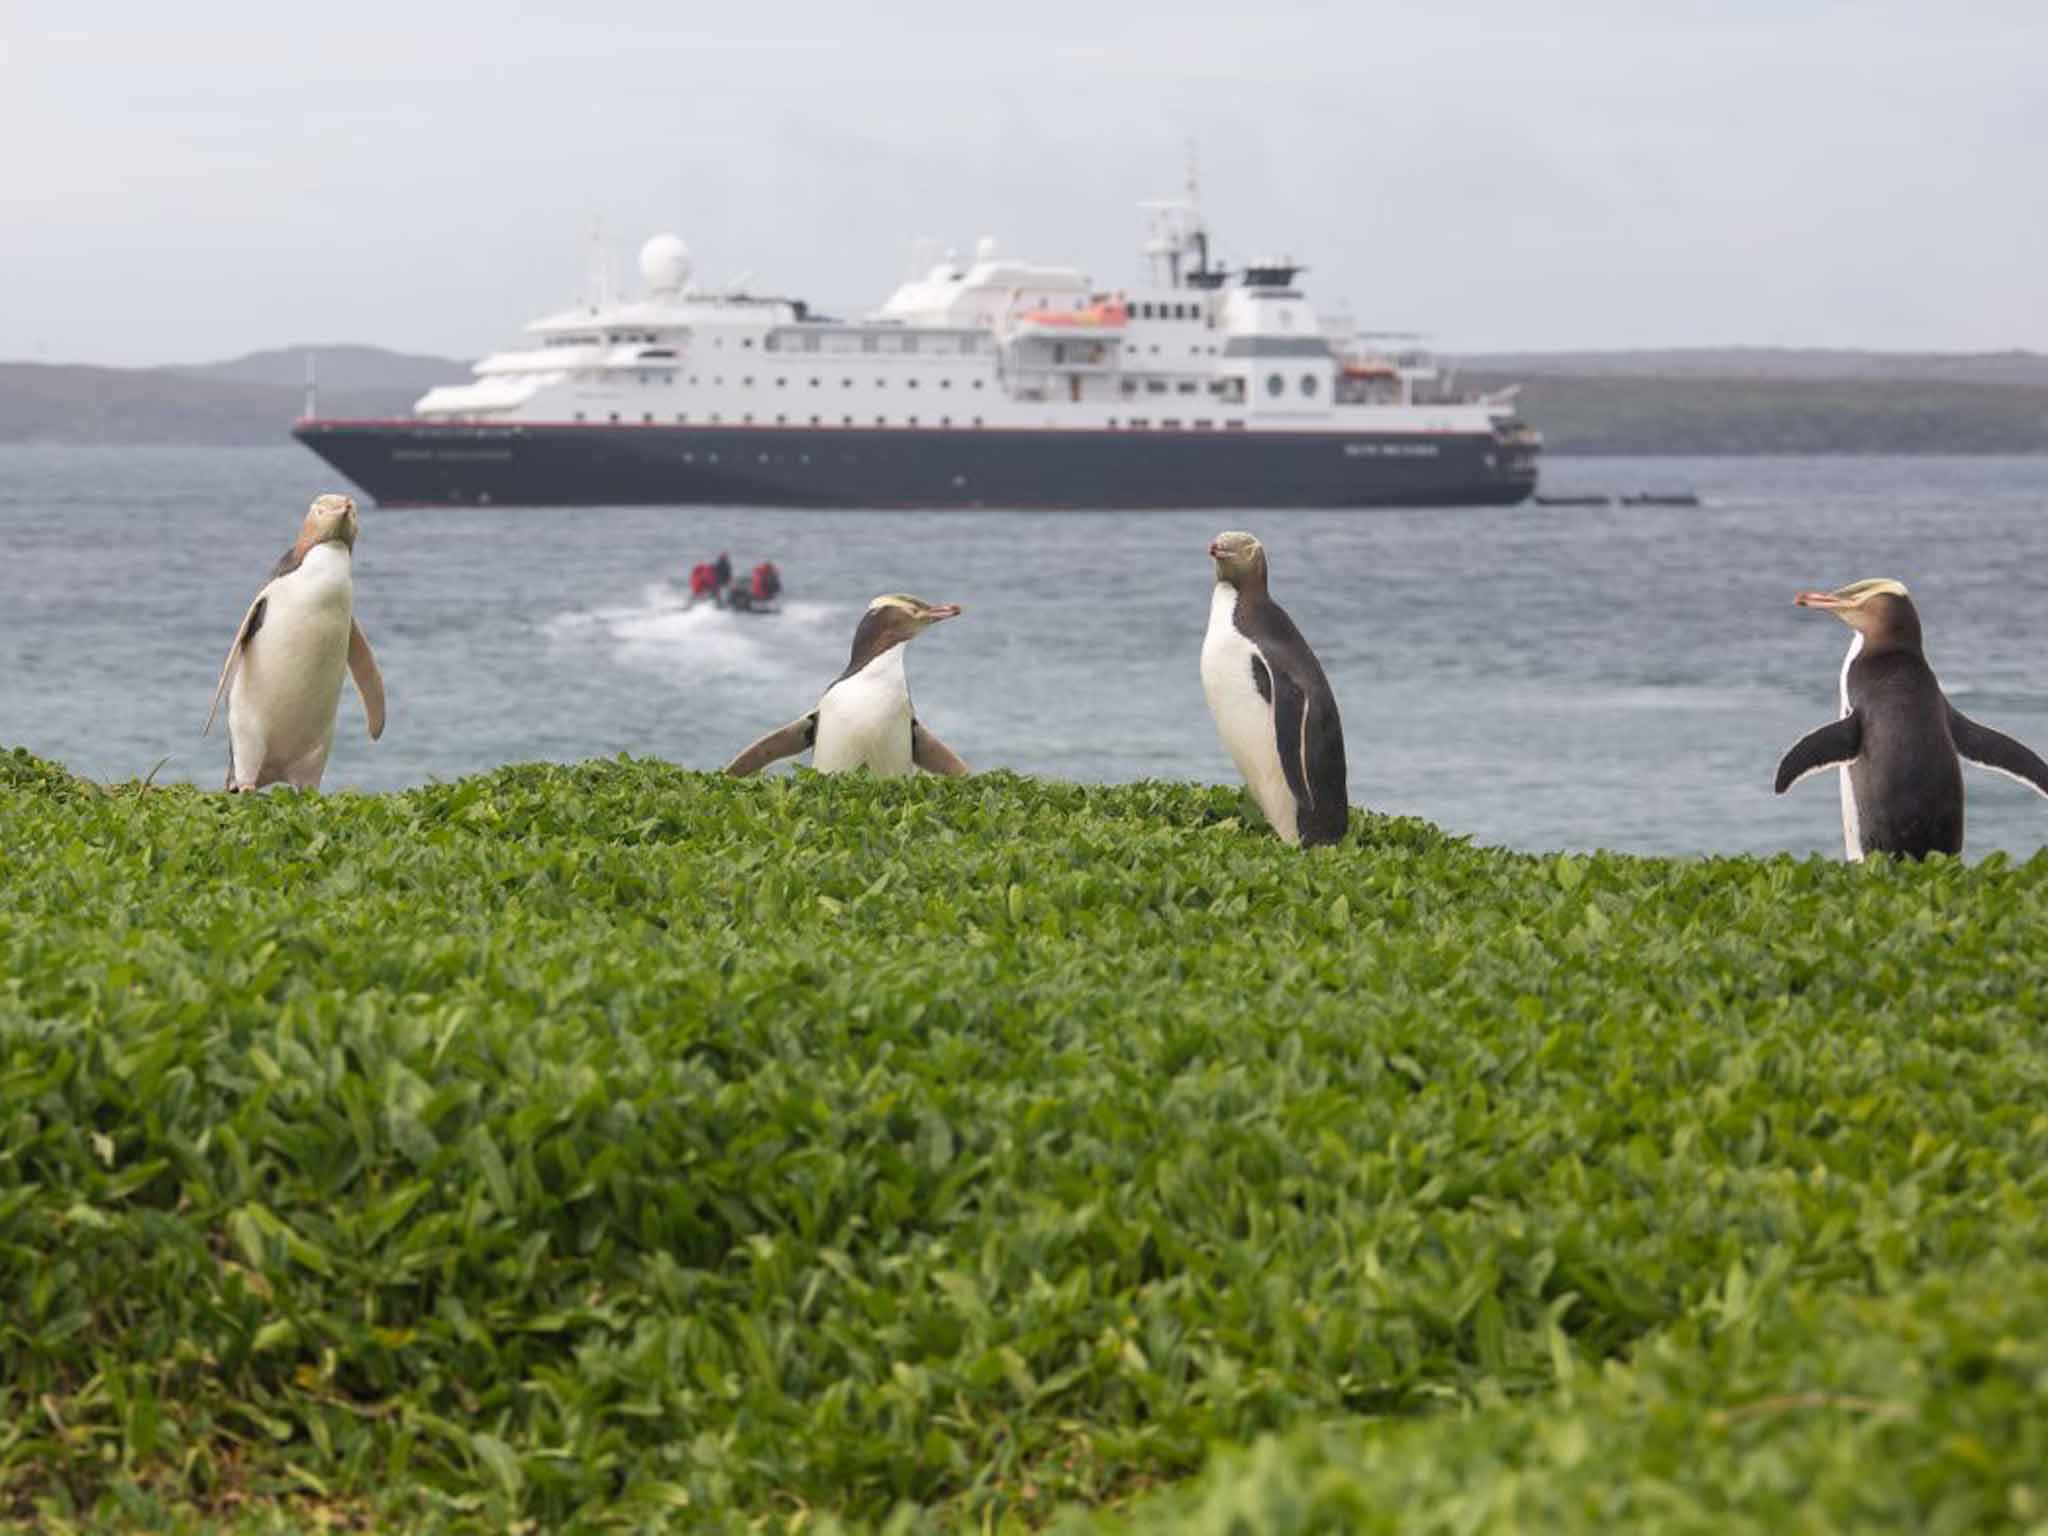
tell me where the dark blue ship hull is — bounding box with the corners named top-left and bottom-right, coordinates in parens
top-left (292, 419), bottom-right (1538, 509)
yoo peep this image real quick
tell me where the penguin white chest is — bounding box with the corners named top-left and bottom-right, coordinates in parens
top-left (1837, 630), bottom-right (1865, 861)
top-left (813, 647), bottom-right (914, 775)
top-left (1201, 583), bottom-right (1299, 843)
top-left (231, 545), bottom-right (355, 778)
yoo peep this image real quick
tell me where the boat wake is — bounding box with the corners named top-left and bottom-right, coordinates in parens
top-left (544, 583), bottom-right (851, 684)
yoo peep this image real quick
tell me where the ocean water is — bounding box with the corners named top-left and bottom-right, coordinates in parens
top-left (2, 445), bottom-right (2045, 859)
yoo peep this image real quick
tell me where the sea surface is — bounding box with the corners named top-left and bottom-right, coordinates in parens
top-left (2, 445), bottom-right (2045, 859)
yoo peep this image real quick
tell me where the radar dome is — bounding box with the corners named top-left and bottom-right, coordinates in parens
top-left (639, 234), bottom-right (692, 295)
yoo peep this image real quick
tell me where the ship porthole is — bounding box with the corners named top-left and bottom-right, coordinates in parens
top-left (1265, 373), bottom-right (1284, 398)
top-left (1299, 374), bottom-right (1318, 398)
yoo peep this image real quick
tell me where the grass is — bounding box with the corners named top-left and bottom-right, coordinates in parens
top-left (1, 746), bottom-right (2044, 1532)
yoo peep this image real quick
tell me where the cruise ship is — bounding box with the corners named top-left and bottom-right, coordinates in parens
top-left (294, 195), bottom-right (1539, 509)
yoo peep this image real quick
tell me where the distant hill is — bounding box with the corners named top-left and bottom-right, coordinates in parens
top-left (1461, 348), bottom-right (2048, 388)
top-left (163, 345), bottom-right (472, 393)
top-left (0, 346), bottom-right (471, 446)
top-left (1458, 370), bottom-right (2048, 455)
top-left (0, 363), bottom-right (423, 446)
top-left (2, 345), bottom-right (2046, 452)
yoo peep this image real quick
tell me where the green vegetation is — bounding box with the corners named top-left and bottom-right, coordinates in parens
top-left (2, 748), bottom-right (2044, 1533)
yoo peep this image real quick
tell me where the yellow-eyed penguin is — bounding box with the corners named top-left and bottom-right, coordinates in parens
top-left (1774, 578), bottom-right (2048, 859)
top-left (203, 494), bottom-right (385, 791)
top-left (724, 594), bottom-right (968, 777)
top-left (1201, 531), bottom-right (1348, 846)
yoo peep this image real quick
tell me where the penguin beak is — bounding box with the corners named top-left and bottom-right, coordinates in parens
top-left (922, 602), bottom-right (962, 624)
top-left (1207, 539), bottom-right (1223, 559)
top-left (1794, 590), bottom-right (1846, 611)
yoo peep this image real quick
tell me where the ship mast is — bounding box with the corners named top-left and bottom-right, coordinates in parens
top-left (1139, 144), bottom-right (1220, 291)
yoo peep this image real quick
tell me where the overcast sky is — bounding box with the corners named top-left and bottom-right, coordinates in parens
top-left (5, 0), bottom-right (2044, 367)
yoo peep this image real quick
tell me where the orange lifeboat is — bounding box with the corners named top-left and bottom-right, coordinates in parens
top-left (1011, 299), bottom-right (1130, 329)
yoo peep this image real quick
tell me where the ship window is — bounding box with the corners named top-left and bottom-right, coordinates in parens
top-left (642, 413), bottom-right (653, 423)
top-left (1108, 417), bottom-right (1118, 428)
top-left (743, 414), bottom-right (754, 423)
top-left (940, 416), bottom-right (950, 426)
top-left (843, 378), bottom-right (853, 387)
top-left (742, 338), bottom-right (754, 348)
top-left (902, 337), bottom-right (920, 355)
top-left (1195, 419), bottom-right (1213, 430)
top-left (907, 378), bottom-right (918, 389)
top-left (743, 377), bottom-right (754, 387)
top-left (637, 373), bottom-right (648, 384)
top-left (776, 377), bottom-right (786, 387)
top-left (810, 415), bottom-right (821, 424)
top-left (973, 417), bottom-right (983, 426)
top-left (810, 377), bottom-right (819, 387)
top-left (843, 415), bottom-right (853, 425)
top-left (776, 415), bottom-right (787, 425)
top-left (940, 378), bottom-right (952, 388)
top-left (1266, 373), bottom-right (1284, 397)
top-left (1300, 374), bottom-right (1319, 397)
top-left (574, 412), bottom-right (586, 422)
top-left (665, 373), bottom-right (674, 385)
top-left (1146, 381), bottom-right (1167, 394)
top-left (861, 336), bottom-right (878, 353)
top-left (1225, 419), bottom-right (1245, 430)
top-left (1129, 417), bottom-right (1148, 428)
top-left (1162, 418), bottom-right (1181, 429)
top-left (875, 416), bottom-right (886, 425)
top-left (972, 380), bottom-right (984, 389)
top-left (1177, 381), bottom-right (1198, 394)
top-left (675, 414), bottom-right (686, 423)
top-left (710, 414), bottom-right (721, 423)
top-left (908, 416), bottom-right (918, 426)
top-left (764, 336), bottom-right (779, 351)
top-left (608, 412), bottom-right (620, 422)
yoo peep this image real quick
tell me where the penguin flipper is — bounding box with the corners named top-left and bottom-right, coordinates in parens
top-left (724, 713), bottom-right (818, 777)
top-left (203, 593), bottom-right (269, 737)
top-left (1775, 712), bottom-right (1861, 793)
top-left (911, 719), bottom-right (970, 777)
top-left (1950, 706), bottom-right (2048, 798)
top-left (348, 619), bottom-right (386, 741)
top-left (1270, 667), bottom-right (1345, 834)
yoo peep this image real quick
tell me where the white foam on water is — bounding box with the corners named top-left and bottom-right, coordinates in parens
top-left (543, 583), bottom-right (851, 685)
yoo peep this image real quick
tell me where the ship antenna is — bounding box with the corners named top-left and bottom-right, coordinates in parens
top-left (586, 215), bottom-right (608, 310)
top-left (302, 350), bottom-right (317, 422)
